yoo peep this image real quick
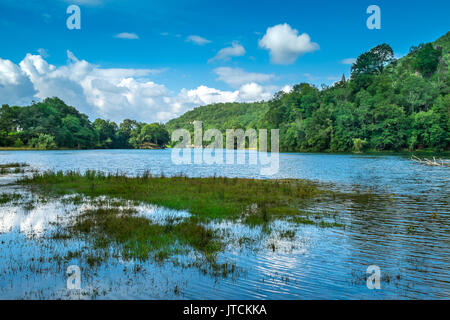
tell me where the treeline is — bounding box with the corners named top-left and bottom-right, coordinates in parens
top-left (0, 97), bottom-right (170, 149)
top-left (167, 32), bottom-right (450, 152)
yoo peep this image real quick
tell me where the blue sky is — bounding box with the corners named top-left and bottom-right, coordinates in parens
top-left (0, 0), bottom-right (449, 123)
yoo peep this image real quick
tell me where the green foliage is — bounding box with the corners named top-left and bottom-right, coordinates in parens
top-left (0, 98), bottom-right (170, 150)
top-left (13, 138), bottom-right (24, 148)
top-left (410, 43), bottom-right (442, 77)
top-left (350, 44), bottom-right (394, 90)
top-left (28, 133), bottom-right (57, 150)
top-left (0, 97), bottom-right (99, 149)
top-left (352, 138), bottom-right (367, 153)
top-left (93, 118), bottom-right (119, 148)
top-left (166, 102), bottom-right (269, 137)
top-left (351, 43), bottom-right (394, 76)
top-left (139, 123), bottom-right (170, 146)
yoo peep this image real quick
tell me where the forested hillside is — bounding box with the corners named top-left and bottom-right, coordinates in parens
top-left (167, 32), bottom-right (450, 152)
top-left (166, 102), bottom-right (270, 134)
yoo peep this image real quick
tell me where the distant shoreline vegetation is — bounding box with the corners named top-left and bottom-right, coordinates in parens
top-left (166, 32), bottom-right (450, 153)
top-left (0, 97), bottom-right (170, 150)
top-left (1, 32), bottom-right (449, 153)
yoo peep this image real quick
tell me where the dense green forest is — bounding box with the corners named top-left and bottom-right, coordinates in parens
top-left (167, 32), bottom-right (450, 152)
top-left (0, 97), bottom-right (169, 149)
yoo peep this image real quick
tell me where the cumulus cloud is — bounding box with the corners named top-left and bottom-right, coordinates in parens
top-left (258, 23), bottom-right (319, 64)
top-left (341, 58), bottom-right (356, 65)
top-left (174, 83), bottom-right (273, 106)
top-left (179, 86), bottom-right (239, 105)
top-left (1, 51), bottom-right (283, 123)
top-left (213, 67), bottom-right (274, 88)
top-left (17, 51), bottom-right (176, 121)
top-left (238, 83), bottom-right (272, 101)
top-left (0, 57), bottom-right (36, 105)
top-left (209, 42), bottom-right (245, 62)
top-left (114, 32), bottom-right (139, 40)
top-left (186, 35), bottom-right (211, 45)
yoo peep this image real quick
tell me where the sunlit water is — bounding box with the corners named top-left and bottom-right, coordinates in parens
top-left (0, 150), bottom-right (449, 299)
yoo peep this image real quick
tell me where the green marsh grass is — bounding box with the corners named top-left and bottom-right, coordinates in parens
top-left (20, 170), bottom-right (322, 222)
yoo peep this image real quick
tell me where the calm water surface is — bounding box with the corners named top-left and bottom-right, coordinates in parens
top-left (0, 150), bottom-right (449, 299)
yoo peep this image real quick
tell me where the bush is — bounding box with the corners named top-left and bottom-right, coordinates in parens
top-left (28, 134), bottom-right (57, 150)
top-left (353, 138), bottom-right (367, 153)
top-left (13, 138), bottom-right (24, 148)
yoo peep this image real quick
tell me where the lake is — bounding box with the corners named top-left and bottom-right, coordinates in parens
top-left (0, 149), bottom-right (449, 299)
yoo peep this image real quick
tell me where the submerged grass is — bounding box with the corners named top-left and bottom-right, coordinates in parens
top-left (0, 162), bottom-right (28, 168)
top-left (71, 207), bottom-right (221, 261)
top-left (0, 162), bottom-right (29, 175)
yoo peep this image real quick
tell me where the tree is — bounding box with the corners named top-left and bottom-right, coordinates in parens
top-left (139, 123), bottom-right (170, 146)
top-left (117, 119), bottom-right (140, 148)
top-left (351, 44), bottom-right (394, 89)
top-left (93, 118), bottom-right (118, 148)
top-left (410, 43), bottom-right (442, 77)
top-left (369, 104), bottom-right (407, 150)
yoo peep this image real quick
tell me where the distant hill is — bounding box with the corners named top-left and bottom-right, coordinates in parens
top-left (166, 101), bottom-right (269, 133)
top-left (167, 32), bottom-right (450, 152)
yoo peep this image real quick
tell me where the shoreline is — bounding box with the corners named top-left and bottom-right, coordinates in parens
top-left (1, 147), bottom-right (448, 157)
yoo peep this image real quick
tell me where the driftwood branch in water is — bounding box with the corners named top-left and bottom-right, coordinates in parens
top-left (411, 155), bottom-right (450, 167)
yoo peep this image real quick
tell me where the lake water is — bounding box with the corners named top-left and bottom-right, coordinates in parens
top-left (0, 150), bottom-right (449, 299)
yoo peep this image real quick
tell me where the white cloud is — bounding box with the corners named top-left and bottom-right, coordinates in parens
top-left (238, 82), bottom-right (272, 101)
top-left (37, 48), bottom-right (49, 58)
top-left (258, 23), bottom-right (319, 64)
top-left (161, 32), bottom-right (182, 38)
top-left (341, 58), bottom-right (356, 65)
top-left (114, 32), bottom-right (139, 40)
top-left (213, 67), bottom-right (274, 88)
top-left (174, 83), bottom-right (273, 106)
top-left (209, 41), bottom-right (245, 62)
top-left (180, 86), bottom-right (239, 105)
top-left (16, 51), bottom-right (176, 122)
top-left (186, 35), bottom-right (211, 45)
top-left (0, 57), bottom-right (36, 105)
top-left (281, 85), bottom-right (292, 93)
top-left (1, 51), bottom-right (289, 123)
